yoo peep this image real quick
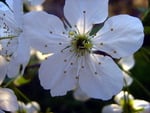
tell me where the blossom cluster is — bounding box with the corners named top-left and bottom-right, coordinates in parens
top-left (0, 0), bottom-right (147, 112)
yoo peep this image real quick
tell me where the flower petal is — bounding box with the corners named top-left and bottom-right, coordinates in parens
top-left (114, 91), bottom-right (134, 104)
top-left (79, 54), bottom-right (123, 100)
top-left (0, 109), bottom-right (4, 113)
top-left (119, 55), bottom-right (135, 71)
top-left (0, 88), bottom-right (18, 112)
top-left (6, 0), bottom-right (13, 11)
top-left (39, 49), bottom-right (77, 96)
top-left (0, 2), bottom-right (10, 11)
top-left (123, 71), bottom-right (133, 86)
top-left (64, 0), bottom-right (108, 33)
top-left (7, 61), bottom-right (20, 78)
top-left (133, 100), bottom-right (150, 113)
top-left (94, 15), bottom-right (144, 58)
top-left (13, 0), bottom-right (23, 27)
top-left (0, 56), bottom-right (7, 85)
top-left (102, 104), bottom-right (122, 113)
top-left (7, 35), bottom-right (30, 77)
top-left (24, 11), bottom-right (69, 54)
top-left (73, 86), bottom-right (90, 101)
top-left (26, 101), bottom-right (40, 113)
top-left (25, 0), bottom-right (45, 6)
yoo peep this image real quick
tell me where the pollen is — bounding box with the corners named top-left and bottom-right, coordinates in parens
top-left (71, 34), bottom-right (93, 55)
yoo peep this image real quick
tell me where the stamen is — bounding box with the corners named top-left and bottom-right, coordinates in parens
top-left (100, 42), bottom-right (103, 46)
top-left (110, 28), bottom-right (114, 31)
top-left (64, 59), bottom-right (67, 62)
top-left (75, 76), bottom-right (79, 80)
top-left (83, 10), bottom-right (86, 34)
top-left (94, 72), bottom-right (98, 75)
top-left (64, 70), bottom-right (67, 74)
top-left (81, 66), bottom-right (84, 69)
top-left (44, 44), bottom-right (48, 47)
top-left (113, 50), bottom-right (117, 54)
top-left (59, 42), bottom-right (62, 45)
top-left (98, 62), bottom-right (101, 65)
top-left (70, 62), bottom-right (73, 65)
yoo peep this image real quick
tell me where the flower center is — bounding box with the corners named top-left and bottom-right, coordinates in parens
top-left (70, 31), bottom-right (93, 56)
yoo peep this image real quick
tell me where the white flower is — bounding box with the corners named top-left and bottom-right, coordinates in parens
top-left (102, 91), bottom-right (150, 113)
top-left (13, 101), bottom-right (40, 113)
top-left (24, 0), bottom-right (144, 100)
top-left (118, 55), bottom-right (135, 86)
top-left (0, 0), bottom-right (30, 78)
top-left (0, 87), bottom-right (18, 113)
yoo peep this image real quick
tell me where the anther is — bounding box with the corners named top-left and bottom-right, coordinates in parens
top-left (110, 28), bottom-right (114, 31)
top-left (98, 62), bottom-right (101, 65)
top-left (44, 44), bottom-right (48, 47)
top-left (64, 70), bottom-right (67, 74)
top-left (81, 66), bottom-right (84, 69)
top-left (94, 72), bottom-right (98, 75)
top-left (113, 50), bottom-right (117, 54)
top-left (75, 76), bottom-right (79, 80)
top-left (59, 42), bottom-right (62, 45)
top-left (100, 42), bottom-right (103, 46)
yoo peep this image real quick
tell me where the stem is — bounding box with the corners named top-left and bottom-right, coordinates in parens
top-left (14, 87), bottom-right (31, 102)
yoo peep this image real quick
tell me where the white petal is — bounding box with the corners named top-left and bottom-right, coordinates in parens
top-left (79, 55), bottom-right (123, 100)
top-left (119, 55), bottom-right (135, 71)
top-left (0, 109), bottom-right (4, 113)
top-left (25, 0), bottom-right (45, 6)
top-left (7, 60), bottom-right (20, 78)
top-left (17, 101), bottom-right (26, 111)
top-left (39, 49), bottom-right (77, 96)
top-left (0, 56), bottom-right (7, 85)
top-left (0, 2), bottom-right (10, 11)
top-left (73, 86), bottom-right (90, 101)
top-left (6, 0), bottom-right (13, 11)
top-left (133, 100), bottom-right (150, 113)
top-left (24, 11), bottom-right (69, 54)
top-left (0, 88), bottom-right (18, 112)
top-left (102, 104), bottom-right (122, 113)
top-left (94, 15), bottom-right (144, 58)
top-left (7, 35), bottom-right (30, 77)
top-left (64, 0), bottom-right (108, 28)
top-left (13, 0), bottom-right (23, 27)
top-left (26, 101), bottom-right (40, 113)
top-left (114, 91), bottom-right (134, 105)
top-left (123, 71), bottom-right (133, 86)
